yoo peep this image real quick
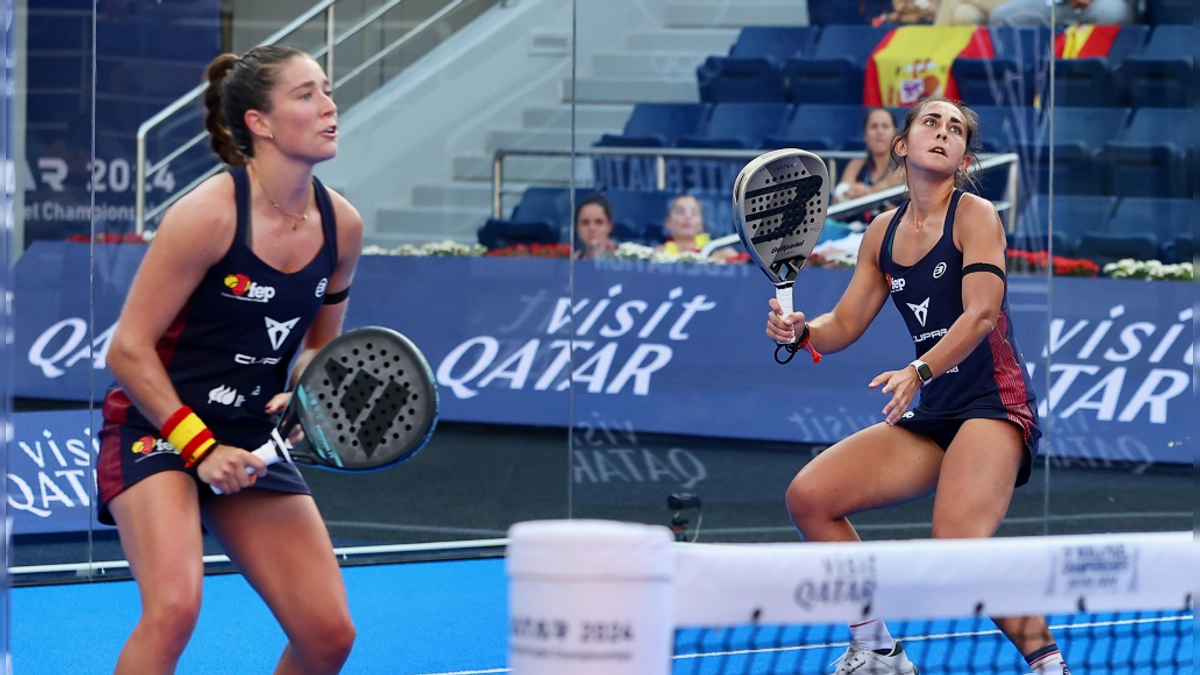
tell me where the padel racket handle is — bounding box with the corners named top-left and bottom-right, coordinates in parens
top-left (211, 429), bottom-right (293, 495)
top-left (775, 283), bottom-right (797, 345)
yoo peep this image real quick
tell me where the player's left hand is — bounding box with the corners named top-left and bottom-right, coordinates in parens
top-left (265, 392), bottom-right (291, 414)
top-left (868, 366), bottom-right (921, 425)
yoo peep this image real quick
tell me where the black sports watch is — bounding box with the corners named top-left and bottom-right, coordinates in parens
top-left (909, 359), bottom-right (933, 387)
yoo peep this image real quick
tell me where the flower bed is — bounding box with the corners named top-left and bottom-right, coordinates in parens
top-left (1102, 259), bottom-right (1193, 281)
top-left (1007, 251), bottom-right (1100, 277)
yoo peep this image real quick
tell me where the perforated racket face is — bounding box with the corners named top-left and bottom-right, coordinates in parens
top-left (733, 149), bottom-right (830, 284)
top-left (286, 327), bottom-right (439, 471)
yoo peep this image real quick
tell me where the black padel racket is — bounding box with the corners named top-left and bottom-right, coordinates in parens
top-left (732, 148), bottom-right (830, 365)
top-left (214, 326), bottom-right (438, 493)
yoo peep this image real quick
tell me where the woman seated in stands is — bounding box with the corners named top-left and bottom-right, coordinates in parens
top-left (833, 108), bottom-right (904, 218)
top-left (657, 194), bottom-right (738, 262)
top-left (575, 193), bottom-right (619, 260)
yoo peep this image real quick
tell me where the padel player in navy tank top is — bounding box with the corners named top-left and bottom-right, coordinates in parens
top-left (97, 165), bottom-right (340, 523)
top-left (879, 188), bottom-right (1041, 486)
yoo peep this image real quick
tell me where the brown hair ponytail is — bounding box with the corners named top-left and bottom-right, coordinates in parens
top-left (202, 45), bottom-right (306, 166)
top-left (204, 53), bottom-right (243, 166)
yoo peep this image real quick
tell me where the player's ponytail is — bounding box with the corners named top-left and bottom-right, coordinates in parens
top-left (203, 45), bottom-right (306, 167)
top-left (204, 53), bottom-right (244, 166)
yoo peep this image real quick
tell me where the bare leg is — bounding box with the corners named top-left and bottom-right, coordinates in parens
top-left (109, 473), bottom-right (205, 675)
top-left (786, 422), bottom-right (946, 543)
top-left (931, 419), bottom-right (1055, 658)
top-left (203, 491), bottom-right (355, 675)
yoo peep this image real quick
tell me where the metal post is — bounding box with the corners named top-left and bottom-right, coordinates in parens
top-left (135, 134), bottom-right (146, 234)
top-left (493, 153), bottom-right (503, 219)
top-left (325, 4), bottom-right (335, 85)
top-left (1005, 157), bottom-right (1019, 232)
top-left (656, 155), bottom-right (666, 190)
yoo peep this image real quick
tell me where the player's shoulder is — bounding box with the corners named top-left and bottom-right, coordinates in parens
top-left (158, 172), bottom-right (237, 240)
top-left (954, 191), bottom-right (1004, 237)
top-left (322, 185), bottom-right (363, 235)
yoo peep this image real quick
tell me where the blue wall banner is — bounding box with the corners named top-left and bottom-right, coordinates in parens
top-left (12, 243), bottom-right (1194, 468)
top-left (8, 410), bottom-right (109, 536)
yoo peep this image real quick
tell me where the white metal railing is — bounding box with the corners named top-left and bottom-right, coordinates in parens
top-left (134, 0), bottom-right (476, 233)
top-left (489, 147), bottom-right (1021, 254)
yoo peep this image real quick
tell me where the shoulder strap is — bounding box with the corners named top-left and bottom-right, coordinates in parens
top-left (312, 175), bottom-right (340, 269)
top-left (229, 166), bottom-right (251, 248)
top-left (879, 199), bottom-right (909, 268)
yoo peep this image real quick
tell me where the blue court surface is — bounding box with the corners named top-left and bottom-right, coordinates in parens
top-left (12, 557), bottom-right (1192, 674)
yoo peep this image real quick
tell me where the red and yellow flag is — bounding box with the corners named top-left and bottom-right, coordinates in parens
top-left (1055, 25), bottom-right (1120, 59)
top-left (864, 26), bottom-right (994, 107)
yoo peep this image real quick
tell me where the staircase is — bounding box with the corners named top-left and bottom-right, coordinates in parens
top-left (368, 0), bottom-right (808, 247)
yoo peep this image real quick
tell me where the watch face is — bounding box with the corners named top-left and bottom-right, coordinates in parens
top-left (918, 363), bottom-right (933, 382)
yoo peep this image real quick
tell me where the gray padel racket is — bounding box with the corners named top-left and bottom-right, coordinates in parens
top-left (732, 148), bottom-right (830, 364)
top-left (214, 327), bottom-right (438, 493)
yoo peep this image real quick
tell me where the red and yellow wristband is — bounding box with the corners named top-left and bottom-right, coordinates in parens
top-left (161, 406), bottom-right (218, 468)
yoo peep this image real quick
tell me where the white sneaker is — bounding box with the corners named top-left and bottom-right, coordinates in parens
top-left (830, 640), bottom-right (919, 675)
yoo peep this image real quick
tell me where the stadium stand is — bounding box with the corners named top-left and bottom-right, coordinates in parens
top-left (594, 103), bottom-right (707, 147)
top-left (1098, 108), bottom-right (1190, 198)
top-left (676, 102), bottom-right (792, 149)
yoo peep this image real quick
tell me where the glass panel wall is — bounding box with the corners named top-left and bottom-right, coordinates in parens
top-left (565, 0), bottom-right (1191, 544)
top-left (11, 0), bottom-right (582, 584)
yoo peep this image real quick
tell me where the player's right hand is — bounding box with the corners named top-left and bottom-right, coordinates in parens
top-left (198, 445), bottom-right (269, 495)
top-left (766, 298), bottom-right (806, 344)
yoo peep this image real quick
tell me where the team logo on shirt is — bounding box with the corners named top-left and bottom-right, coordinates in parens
top-left (315, 278), bottom-right (328, 298)
top-left (223, 273), bottom-right (277, 303)
top-left (208, 384), bottom-right (245, 407)
top-left (933, 262), bottom-right (947, 279)
top-left (265, 316), bottom-right (300, 350)
top-left (887, 274), bottom-right (905, 294)
top-left (131, 436), bottom-right (175, 457)
top-left (907, 297), bottom-right (930, 327)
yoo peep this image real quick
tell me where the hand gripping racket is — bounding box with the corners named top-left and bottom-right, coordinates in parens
top-left (213, 326), bottom-right (439, 494)
top-left (732, 148), bottom-right (830, 365)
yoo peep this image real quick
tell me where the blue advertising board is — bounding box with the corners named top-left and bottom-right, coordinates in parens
top-left (11, 243), bottom-right (1194, 468)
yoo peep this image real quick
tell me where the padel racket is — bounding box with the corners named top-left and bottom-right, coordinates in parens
top-left (213, 326), bottom-right (438, 493)
top-left (732, 148), bottom-right (830, 364)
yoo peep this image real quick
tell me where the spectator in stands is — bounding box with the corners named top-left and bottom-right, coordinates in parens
top-left (574, 193), bottom-right (619, 260)
top-left (934, 0), bottom-right (1009, 24)
top-left (833, 108), bottom-right (904, 222)
top-left (989, 0), bottom-right (1133, 25)
top-left (658, 194), bottom-right (738, 262)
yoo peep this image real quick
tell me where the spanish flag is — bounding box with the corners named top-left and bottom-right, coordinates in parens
top-left (864, 26), bottom-right (994, 107)
top-left (1055, 24), bottom-right (1120, 59)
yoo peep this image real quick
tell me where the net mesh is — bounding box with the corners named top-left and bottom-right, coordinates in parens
top-left (670, 532), bottom-right (1192, 675)
top-left (673, 610), bottom-right (1191, 674)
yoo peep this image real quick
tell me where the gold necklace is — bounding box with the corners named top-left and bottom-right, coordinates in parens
top-left (255, 172), bottom-right (311, 231)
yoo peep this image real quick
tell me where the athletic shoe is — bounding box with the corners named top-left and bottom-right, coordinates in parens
top-left (830, 640), bottom-right (919, 674)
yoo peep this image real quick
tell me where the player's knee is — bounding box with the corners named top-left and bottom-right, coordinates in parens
top-left (142, 584), bottom-right (202, 652)
top-left (302, 613), bottom-right (356, 669)
top-left (784, 475), bottom-right (827, 526)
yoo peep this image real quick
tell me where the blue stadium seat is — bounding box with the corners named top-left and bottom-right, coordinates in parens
top-left (1045, 25), bottom-right (1148, 107)
top-left (807, 0), bottom-right (892, 25)
top-left (677, 103), bottom-right (792, 149)
top-left (595, 103), bottom-right (705, 147)
top-left (971, 105), bottom-right (1044, 153)
top-left (696, 56), bottom-right (788, 103)
top-left (1078, 232), bottom-right (1161, 267)
top-left (1161, 234), bottom-right (1193, 264)
top-left (477, 220), bottom-right (559, 250)
top-left (1015, 107), bottom-right (1130, 194)
top-left (729, 26), bottom-right (820, 64)
top-left (1109, 197), bottom-right (1190, 243)
top-left (1097, 108), bottom-right (1190, 198)
top-left (605, 190), bottom-right (674, 244)
top-left (1115, 27), bottom-right (1193, 108)
top-left (1144, 0), bottom-right (1190, 24)
top-left (783, 25), bottom-right (892, 105)
top-left (952, 58), bottom-right (1034, 107)
top-left (1011, 194), bottom-right (1118, 256)
top-left (764, 104), bottom-right (871, 151)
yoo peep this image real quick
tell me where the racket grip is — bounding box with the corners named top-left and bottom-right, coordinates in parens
top-left (211, 431), bottom-right (292, 495)
top-left (775, 285), bottom-right (796, 345)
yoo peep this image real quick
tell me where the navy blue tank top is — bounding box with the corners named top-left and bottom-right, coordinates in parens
top-left (107, 167), bottom-right (338, 447)
top-left (878, 190), bottom-right (1038, 427)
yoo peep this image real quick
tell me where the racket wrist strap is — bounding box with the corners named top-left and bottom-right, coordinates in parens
top-left (161, 405), bottom-right (218, 468)
top-left (796, 324), bottom-right (822, 364)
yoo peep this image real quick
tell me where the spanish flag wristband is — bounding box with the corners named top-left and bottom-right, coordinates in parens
top-left (161, 406), bottom-right (218, 468)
